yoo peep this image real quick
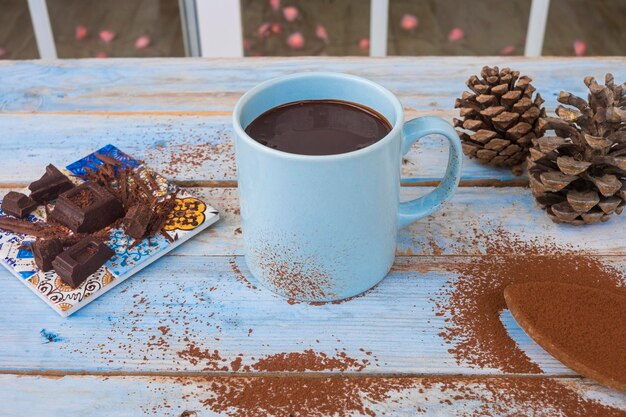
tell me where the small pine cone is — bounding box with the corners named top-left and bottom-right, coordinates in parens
top-left (528, 73), bottom-right (626, 225)
top-left (455, 66), bottom-right (547, 174)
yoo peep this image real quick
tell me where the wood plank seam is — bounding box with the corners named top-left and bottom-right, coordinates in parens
top-left (0, 369), bottom-right (590, 379)
top-left (0, 179), bottom-right (530, 189)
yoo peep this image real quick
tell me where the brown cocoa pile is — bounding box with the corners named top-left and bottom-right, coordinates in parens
top-left (251, 349), bottom-right (370, 372)
top-left (505, 282), bottom-right (626, 392)
top-left (433, 229), bottom-right (626, 374)
top-left (167, 375), bottom-right (624, 417)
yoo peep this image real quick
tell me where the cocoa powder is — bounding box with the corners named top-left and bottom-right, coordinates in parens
top-left (168, 375), bottom-right (624, 417)
top-left (253, 241), bottom-right (336, 301)
top-left (67, 188), bottom-right (95, 208)
top-left (144, 135), bottom-right (235, 178)
top-left (251, 349), bottom-right (370, 372)
top-left (433, 229), bottom-right (626, 373)
top-left (505, 282), bottom-right (626, 392)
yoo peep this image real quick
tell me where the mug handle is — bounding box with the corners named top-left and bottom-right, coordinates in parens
top-left (398, 116), bottom-right (463, 229)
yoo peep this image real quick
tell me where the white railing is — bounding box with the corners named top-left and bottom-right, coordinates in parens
top-left (26, 0), bottom-right (551, 59)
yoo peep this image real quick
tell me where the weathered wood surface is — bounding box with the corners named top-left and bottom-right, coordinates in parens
top-left (0, 254), bottom-right (624, 376)
top-left (1, 57), bottom-right (623, 186)
top-left (1, 374), bottom-right (624, 417)
top-left (1, 58), bottom-right (623, 114)
top-left (2, 186), bottom-right (625, 258)
top-left (1, 58), bottom-right (625, 415)
top-left (0, 113), bottom-right (518, 185)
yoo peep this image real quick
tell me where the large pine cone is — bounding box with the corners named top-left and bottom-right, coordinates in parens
top-left (528, 74), bottom-right (626, 225)
top-left (455, 66), bottom-right (546, 174)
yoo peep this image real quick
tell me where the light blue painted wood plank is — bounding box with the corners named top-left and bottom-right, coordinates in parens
top-left (1, 374), bottom-right (624, 417)
top-left (0, 255), bottom-right (624, 375)
top-left (1, 187), bottom-right (624, 258)
top-left (1, 57), bottom-right (623, 184)
top-left (146, 187), bottom-right (626, 257)
top-left (0, 113), bottom-right (519, 184)
top-left (0, 57), bottom-right (623, 114)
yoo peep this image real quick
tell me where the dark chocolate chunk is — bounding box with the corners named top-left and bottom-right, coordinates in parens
top-left (49, 181), bottom-right (124, 233)
top-left (1, 191), bottom-right (38, 218)
top-left (28, 164), bottom-right (74, 203)
top-left (52, 237), bottom-right (115, 288)
top-left (31, 238), bottom-right (64, 272)
top-left (123, 204), bottom-right (152, 240)
top-left (0, 217), bottom-right (57, 238)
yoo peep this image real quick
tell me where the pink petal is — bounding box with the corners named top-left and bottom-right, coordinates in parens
top-left (499, 45), bottom-right (515, 55)
top-left (99, 30), bottom-right (116, 43)
top-left (95, 52), bottom-right (108, 58)
top-left (400, 14), bottom-right (418, 30)
top-left (271, 22), bottom-right (281, 34)
top-left (315, 24), bottom-right (328, 41)
top-left (258, 22), bottom-right (271, 38)
top-left (243, 38), bottom-right (250, 50)
top-left (0, 48), bottom-right (5, 58)
top-left (282, 6), bottom-right (298, 22)
top-left (134, 35), bottom-right (150, 49)
top-left (574, 40), bottom-right (586, 56)
top-left (287, 32), bottom-right (304, 49)
top-left (358, 37), bottom-right (369, 50)
top-left (75, 25), bottom-right (88, 41)
top-left (447, 27), bottom-right (464, 42)
top-left (269, 0), bottom-right (280, 11)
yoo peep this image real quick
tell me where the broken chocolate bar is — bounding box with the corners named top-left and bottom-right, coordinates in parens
top-left (31, 238), bottom-right (64, 272)
top-left (28, 164), bottom-right (74, 203)
top-left (1, 191), bottom-right (38, 218)
top-left (123, 204), bottom-right (152, 240)
top-left (52, 237), bottom-right (115, 287)
top-left (0, 217), bottom-right (59, 238)
top-left (50, 181), bottom-right (124, 233)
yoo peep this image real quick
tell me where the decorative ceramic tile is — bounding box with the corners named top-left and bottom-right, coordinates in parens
top-left (28, 267), bottom-right (116, 314)
top-left (105, 228), bottom-right (171, 277)
top-left (0, 144), bottom-right (219, 317)
top-left (0, 237), bottom-right (37, 279)
top-left (65, 144), bottom-right (140, 178)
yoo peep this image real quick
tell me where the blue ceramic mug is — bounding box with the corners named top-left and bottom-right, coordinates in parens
top-left (233, 72), bottom-right (462, 301)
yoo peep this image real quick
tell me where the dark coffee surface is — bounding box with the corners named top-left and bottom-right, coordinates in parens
top-left (245, 99), bottom-right (392, 155)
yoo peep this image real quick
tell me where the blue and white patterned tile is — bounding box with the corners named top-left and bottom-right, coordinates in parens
top-left (29, 267), bottom-right (116, 314)
top-left (0, 236), bottom-right (36, 279)
top-left (104, 228), bottom-right (171, 277)
top-left (65, 144), bottom-right (140, 178)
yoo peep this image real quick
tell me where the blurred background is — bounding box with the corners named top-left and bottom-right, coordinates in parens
top-left (0, 0), bottom-right (624, 60)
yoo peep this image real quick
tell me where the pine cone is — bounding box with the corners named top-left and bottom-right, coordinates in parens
top-left (455, 66), bottom-right (547, 175)
top-left (528, 73), bottom-right (626, 225)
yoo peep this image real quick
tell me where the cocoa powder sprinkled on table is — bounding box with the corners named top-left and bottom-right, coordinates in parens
top-left (167, 375), bottom-right (624, 417)
top-left (433, 229), bottom-right (626, 373)
top-left (199, 376), bottom-right (414, 417)
top-left (254, 242), bottom-right (336, 301)
top-left (228, 257), bottom-right (258, 290)
top-left (144, 135), bottom-right (234, 178)
top-left (251, 349), bottom-right (370, 372)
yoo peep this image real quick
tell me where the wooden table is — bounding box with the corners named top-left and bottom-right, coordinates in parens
top-left (0, 57), bottom-right (625, 416)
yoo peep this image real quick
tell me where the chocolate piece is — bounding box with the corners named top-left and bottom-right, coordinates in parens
top-left (52, 237), bottom-right (114, 287)
top-left (50, 181), bottom-right (124, 233)
top-left (31, 238), bottom-right (64, 272)
top-left (28, 164), bottom-right (74, 203)
top-left (0, 217), bottom-right (60, 238)
top-left (2, 191), bottom-right (38, 218)
top-left (123, 204), bottom-right (152, 239)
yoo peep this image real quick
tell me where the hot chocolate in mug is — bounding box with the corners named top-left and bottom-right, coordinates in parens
top-left (233, 72), bottom-right (462, 301)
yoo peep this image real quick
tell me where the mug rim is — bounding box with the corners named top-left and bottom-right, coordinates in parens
top-left (232, 72), bottom-right (405, 161)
